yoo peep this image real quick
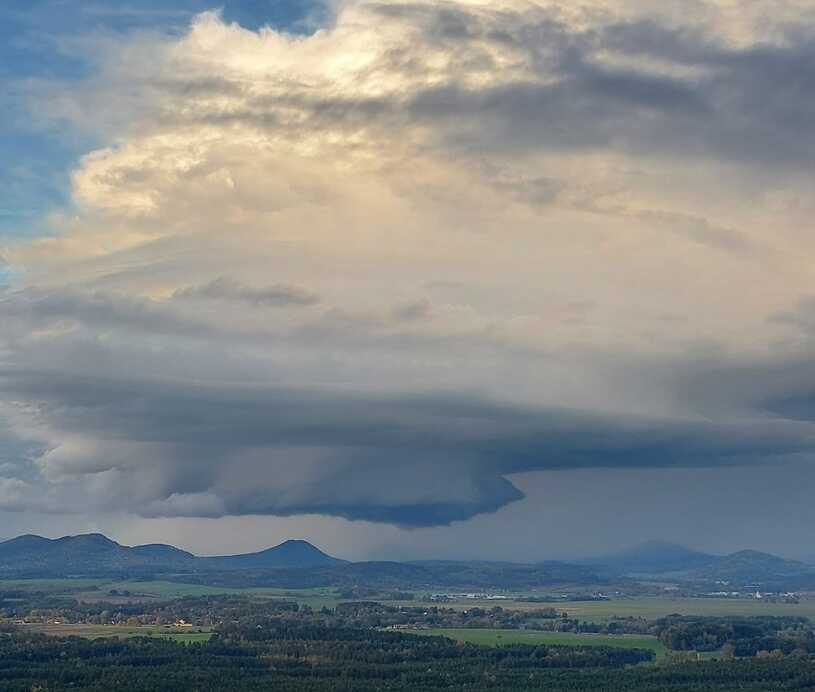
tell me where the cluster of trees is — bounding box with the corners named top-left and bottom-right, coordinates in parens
top-left (333, 601), bottom-right (564, 630)
top-left (0, 593), bottom-right (301, 627)
top-left (653, 616), bottom-right (815, 655)
top-left (176, 560), bottom-right (609, 591)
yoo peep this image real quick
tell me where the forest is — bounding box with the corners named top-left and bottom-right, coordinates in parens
top-left (1, 598), bottom-right (815, 691)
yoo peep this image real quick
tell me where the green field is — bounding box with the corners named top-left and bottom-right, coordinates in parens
top-left (389, 596), bottom-right (815, 622)
top-left (0, 578), bottom-right (341, 609)
top-left (0, 579), bottom-right (106, 592)
top-left (94, 581), bottom-right (341, 608)
top-left (409, 628), bottom-right (669, 659)
top-left (3, 579), bottom-right (814, 623)
top-left (25, 624), bottom-right (212, 643)
top-left (556, 597), bottom-right (815, 622)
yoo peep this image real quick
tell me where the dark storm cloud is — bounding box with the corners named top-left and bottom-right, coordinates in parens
top-left (1, 365), bottom-right (813, 526)
top-left (681, 354), bottom-right (815, 426)
top-left (665, 348), bottom-right (815, 427)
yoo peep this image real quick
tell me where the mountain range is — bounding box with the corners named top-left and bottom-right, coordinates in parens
top-left (589, 540), bottom-right (815, 590)
top-left (0, 534), bottom-right (813, 591)
top-left (0, 533), bottom-right (344, 577)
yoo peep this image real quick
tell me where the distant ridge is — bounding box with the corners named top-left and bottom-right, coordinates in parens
top-left (0, 533), bottom-right (344, 577)
top-left (693, 550), bottom-right (814, 587)
top-left (592, 540), bottom-right (718, 574)
top-left (1, 533), bottom-right (813, 590)
top-left (590, 541), bottom-right (815, 588)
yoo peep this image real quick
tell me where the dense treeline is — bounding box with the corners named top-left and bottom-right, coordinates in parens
top-left (217, 617), bottom-right (653, 667)
top-left (0, 620), bottom-right (814, 691)
top-left (170, 560), bottom-right (613, 590)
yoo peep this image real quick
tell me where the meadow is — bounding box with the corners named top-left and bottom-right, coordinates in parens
top-left (546, 596), bottom-right (815, 622)
top-left (409, 627), bottom-right (670, 659)
top-left (23, 623), bottom-right (212, 643)
top-left (387, 595), bottom-right (815, 621)
top-left (95, 581), bottom-right (341, 609)
top-left (0, 578), bottom-right (341, 609)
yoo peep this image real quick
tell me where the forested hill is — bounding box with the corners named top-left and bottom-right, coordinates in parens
top-left (1, 533), bottom-right (814, 591)
top-left (0, 534), bottom-right (344, 576)
top-left (592, 540), bottom-right (718, 574)
top-left (589, 541), bottom-right (815, 589)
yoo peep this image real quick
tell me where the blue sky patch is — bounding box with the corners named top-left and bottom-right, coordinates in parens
top-left (1, 0), bottom-right (326, 242)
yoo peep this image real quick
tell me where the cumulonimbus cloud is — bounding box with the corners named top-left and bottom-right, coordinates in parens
top-left (3, 0), bottom-right (815, 526)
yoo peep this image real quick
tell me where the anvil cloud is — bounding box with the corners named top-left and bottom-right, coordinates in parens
top-left (3, 0), bottom-right (815, 537)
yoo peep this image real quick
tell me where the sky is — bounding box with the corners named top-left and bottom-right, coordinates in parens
top-left (2, 0), bottom-right (815, 561)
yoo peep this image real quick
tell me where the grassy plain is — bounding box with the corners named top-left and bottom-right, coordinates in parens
top-left (409, 628), bottom-right (669, 659)
top-left (24, 623), bottom-right (212, 643)
top-left (388, 596), bottom-right (815, 622)
top-left (0, 579), bottom-right (105, 592)
top-left (552, 597), bottom-right (815, 622)
top-left (3, 579), bottom-right (814, 622)
top-left (93, 581), bottom-right (341, 608)
top-left (0, 578), bottom-right (340, 608)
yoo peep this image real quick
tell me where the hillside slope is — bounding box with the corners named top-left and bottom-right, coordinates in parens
top-left (0, 534), bottom-right (343, 577)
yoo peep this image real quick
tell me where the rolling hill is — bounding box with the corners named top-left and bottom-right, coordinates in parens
top-left (587, 541), bottom-right (815, 589)
top-left (691, 550), bottom-right (815, 589)
top-left (1, 533), bottom-right (813, 591)
top-left (593, 540), bottom-right (718, 574)
top-left (202, 540), bottom-right (346, 570)
top-left (0, 534), bottom-right (343, 577)
top-left (0, 533), bottom-right (608, 588)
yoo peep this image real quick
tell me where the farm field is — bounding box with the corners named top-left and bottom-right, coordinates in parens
top-left (3, 579), bottom-right (814, 622)
top-left (409, 628), bottom-right (669, 659)
top-left (93, 581), bottom-right (341, 608)
top-left (388, 595), bottom-right (815, 621)
top-left (558, 597), bottom-right (815, 622)
top-left (23, 623), bottom-right (212, 643)
top-left (0, 579), bottom-right (107, 592)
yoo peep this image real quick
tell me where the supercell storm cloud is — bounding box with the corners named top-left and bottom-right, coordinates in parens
top-left (3, 0), bottom-right (815, 544)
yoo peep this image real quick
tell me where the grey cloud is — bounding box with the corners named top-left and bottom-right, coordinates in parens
top-left (50, 4), bottom-right (815, 171)
top-left (586, 206), bottom-right (755, 256)
top-left (0, 287), bottom-right (215, 337)
top-left (339, 12), bottom-right (815, 167)
top-left (665, 349), bottom-right (815, 425)
top-left (390, 299), bottom-right (432, 322)
top-left (769, 297), bottom-right (815, 335)
top-left (30, 2), bottom-right (815, 171)
top-left (1, 365), bottom-right (813, 526)
top-left (173, 277), bottom-right (320, 307)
